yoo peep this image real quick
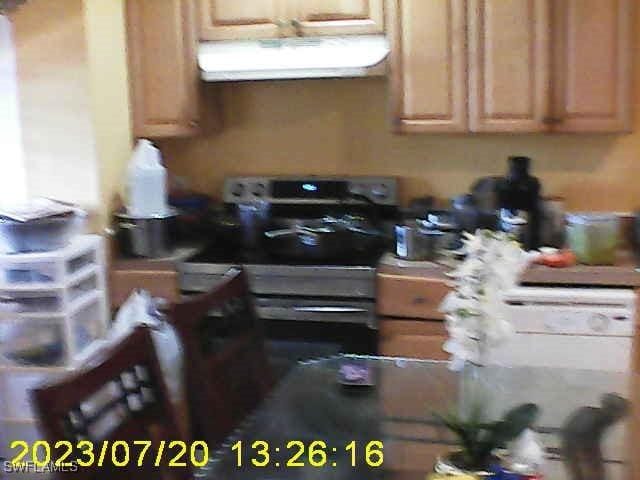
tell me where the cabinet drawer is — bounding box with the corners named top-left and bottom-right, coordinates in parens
top-left (377, 274), bottom-right (450, 319)
top-left (380, 319), bottom-right (448, 360)
top-left (380, 334), bottom-right (448, 360)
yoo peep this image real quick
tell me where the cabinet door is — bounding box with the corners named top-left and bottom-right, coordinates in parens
top-left (551, 0), bottom-right (633, 132)
top-left (126, 0), bottom-right (200, 138)
top-left (379, 319), bottom-right (449, 360)
top-left (199, 0), bottom-right (284, 40)
top-left (468, 0), bottom-right (551, 132)
top-left (388, 0), bottom-right (467, 133)
top-left (293, 0), bottom-right (384, 36)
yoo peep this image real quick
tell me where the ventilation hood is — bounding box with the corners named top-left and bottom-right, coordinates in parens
top-left (199, 35), bottom-right (389, 82)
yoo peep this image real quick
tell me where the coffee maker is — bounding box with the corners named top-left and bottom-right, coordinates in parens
top-left (496, 156), bottom-right (542, 250)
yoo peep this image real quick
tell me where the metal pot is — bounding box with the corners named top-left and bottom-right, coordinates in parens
top-left (395, 222), bottom-right (443, 261)
top-left (114, 209), bottom-right (178, 258)
top-left (264, 216), bottom-right (384, 261)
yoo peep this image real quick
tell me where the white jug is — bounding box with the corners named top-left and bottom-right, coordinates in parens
top-left (127, 139), bottom-right (168, 217)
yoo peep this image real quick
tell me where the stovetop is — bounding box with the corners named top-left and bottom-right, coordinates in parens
top-left (187, 243), bottom-right (388, 268)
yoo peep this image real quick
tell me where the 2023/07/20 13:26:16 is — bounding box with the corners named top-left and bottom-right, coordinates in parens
top-left (230, 440), bottom-right (384, 468)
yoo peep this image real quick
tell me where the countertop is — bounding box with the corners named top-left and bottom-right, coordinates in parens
top-left (378, 251), bottom-right (640, 288)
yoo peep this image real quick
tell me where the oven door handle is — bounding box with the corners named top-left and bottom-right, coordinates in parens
top-left (292, 306), bottom-right (369, 313)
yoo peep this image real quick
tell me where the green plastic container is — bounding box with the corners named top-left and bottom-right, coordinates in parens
top-left (566, 214), bottom-right (619, 265)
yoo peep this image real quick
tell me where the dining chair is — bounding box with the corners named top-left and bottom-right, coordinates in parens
top-left (31, 326), bottom-right (191, 480)
top-left (166, 268), bottom-right (274, 446)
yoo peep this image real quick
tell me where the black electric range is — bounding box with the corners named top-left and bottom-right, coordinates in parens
top-left (180, 176), bottom-right (399, 376)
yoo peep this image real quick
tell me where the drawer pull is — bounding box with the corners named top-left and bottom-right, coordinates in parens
top-left (412, 297), bottom-right (427, 305)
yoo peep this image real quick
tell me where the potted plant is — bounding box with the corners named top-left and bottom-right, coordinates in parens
top-left (431, 402), bottom-right (540, 478)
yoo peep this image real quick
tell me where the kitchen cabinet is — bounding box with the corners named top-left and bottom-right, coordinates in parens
top-left (198, 0), bottom-right (385, 40)
top-left (293, 0), bottom-right (385, 36)
top-left (198, 0), bottom-right (284, 40)
top-left (377, 274), bottom-right (450, 320)
top-left (379, 319), bottom-right (449, 360)
top-left (468, 0), bottom-right (550, 132)
top-left (551, 0), bottom-right (633, 133)
top-left (390, 0), bottom-right (633, 133)
top-left (377, 273), bottom-right (451, 360)
top-left (387, 0), bottom-right (468, 133)
top-left (126, 0), bottom-right (201, 138)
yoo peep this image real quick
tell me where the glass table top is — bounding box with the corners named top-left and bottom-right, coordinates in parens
top-left (199, 356), bottom-right (638, 480)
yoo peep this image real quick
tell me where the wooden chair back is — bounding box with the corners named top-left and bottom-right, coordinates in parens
top-left (31, 326), bottom-right (191, 480)
top-left (166, 268), bottom-right (273, 446)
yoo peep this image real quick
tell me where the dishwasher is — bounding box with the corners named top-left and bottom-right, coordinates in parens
top-left (489, 286), bottom-right (636, 372)
top-left (485, 286), bottom-right (635, 480)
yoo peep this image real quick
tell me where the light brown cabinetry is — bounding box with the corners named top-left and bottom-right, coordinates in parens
top-left (390, 0), bottom-right (633, 133)
top-left (294, 0), bottom-right (385, 36)
top-left (551, 0), bottom-right (633, 132)
top-left (468, 0), bottom-right (550, 132)
top-left (377, 273), bottom-right (451, 360)
top-left (199, 0), bottom-right (385, 40)
top-left (387, 0), bottom-right (468, 133)
top-left (198, 0), bottom-right (284, 40)
top-left (126, 0), bottom-right (200, 138)
top-left (377, 274), bottom-right (450, 320)
top-left (379, 319), bottom-right (449, 360)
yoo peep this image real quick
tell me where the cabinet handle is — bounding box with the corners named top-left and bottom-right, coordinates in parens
top-left (542, 117), bottom-right (563, 125)
top-left (412, 297), bottom-right (427, 305)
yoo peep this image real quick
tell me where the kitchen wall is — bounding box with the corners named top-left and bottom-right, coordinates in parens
top-left (9, 0), bottom-right (131, 230)
top-left (0, 15), bottom-right (27, 206)
top-left (84, 0), bottom-right (132, 228)
top-left (160, 10), bottom-right (640, 211)
top-left (11, 0), bottom-right (101, 210)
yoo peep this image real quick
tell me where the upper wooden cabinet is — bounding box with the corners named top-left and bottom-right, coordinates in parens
top-left (293, 0), bottom-right (385, 36)
top-left (390, 0), bottom-right (633, 133)
top-left (198, 0), bottom-right (385, 40)
top-left (468, 0), bottom-right (550, 132)
top-left (551, 0), bottom-right (633, 133)
top-left (126, 0), bottom-right (201, 138)
top-left (199, 0), bottom-right (284, 40)
top-left (387, 0), bottom-right (468, 133)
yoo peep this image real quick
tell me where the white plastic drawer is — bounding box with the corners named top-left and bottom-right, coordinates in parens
top-left (72, 299), bottom-right (104, 356)
top-left (0, 236), bottom-right (102, 290)
top-left (0, 370), bottom-right (62, 421)
top-left (0, 291), bottom-right (64, 315)
top-left (0, 319), bottom-right (66, 367)
top-left (1, 261), bottom-right (58, 287)
top-left (0, 421), bottom-right (50, 479)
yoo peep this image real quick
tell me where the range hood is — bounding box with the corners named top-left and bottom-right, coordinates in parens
top-left (199, 35), bottom-right (389, 82)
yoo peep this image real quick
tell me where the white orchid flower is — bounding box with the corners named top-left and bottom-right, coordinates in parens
top-left (439, 229), bottom-right (529, 368)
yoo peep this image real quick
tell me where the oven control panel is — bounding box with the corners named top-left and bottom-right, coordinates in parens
top-left (223, 176), bottom-right (399, 206)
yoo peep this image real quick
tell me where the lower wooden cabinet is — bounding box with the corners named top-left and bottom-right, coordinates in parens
top-left (379, 318), bottom-right (448, 360)
top-left (377, 273), bottom-right (450, 320)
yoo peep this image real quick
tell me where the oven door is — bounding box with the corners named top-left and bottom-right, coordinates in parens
top-left (256, 297), bottom-right (378, 378)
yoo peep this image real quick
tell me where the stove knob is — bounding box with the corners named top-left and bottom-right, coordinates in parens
top-left (588, 313), bottom-right (610, 332)
top-left (230, 182), bottom-right (245, 198)
top-left (371, 183), bottom-right (389, 200)
top-left (251, 182), bottom-right (267, 197)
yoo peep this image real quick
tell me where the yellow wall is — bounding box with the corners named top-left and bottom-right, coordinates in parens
top-left (10, 0), bottom-right (131, 230)
top-left (84, 0), bottom-right (132, 229)
top-left (12, 0), bottom-right (101, 209)
top-left (160, 33), bottom-right (640, 211)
